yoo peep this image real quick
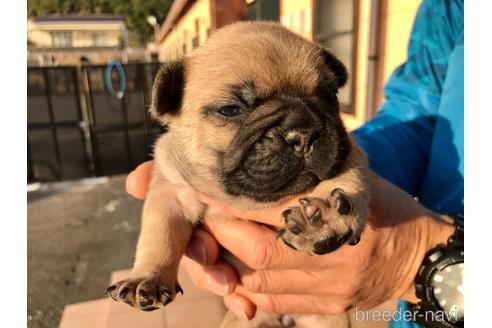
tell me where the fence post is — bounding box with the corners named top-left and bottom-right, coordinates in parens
top-left (42, 68), bottom-right (63, 180)
top-left (83, 67), bottom-right (102, 176)
top-left (140, 64), bottom-right (152, 149)
top-left (71, 67), bottom-right (93, 177)
top-left (27, 134), bottom-right (35, 182)
top-left (120, 89), bottom-right (133, 170)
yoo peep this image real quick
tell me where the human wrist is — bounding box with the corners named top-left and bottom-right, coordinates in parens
top-left (425, 213), bottom-right (455, 254)
top-left (400, 212), bottom-right (455, 303)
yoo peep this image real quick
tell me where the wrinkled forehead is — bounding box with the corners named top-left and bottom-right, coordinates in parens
top-left (184, 28), bottom-right (328, 104)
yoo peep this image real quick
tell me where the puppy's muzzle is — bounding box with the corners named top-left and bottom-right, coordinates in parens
top-left (283, 129), bottom-right (320, 158)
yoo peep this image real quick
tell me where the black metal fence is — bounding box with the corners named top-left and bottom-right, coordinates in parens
top-left (27, 63), bottom-right (164, 183)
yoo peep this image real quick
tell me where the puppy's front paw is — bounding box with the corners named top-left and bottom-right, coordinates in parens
top-left (277, 188), bottom-right (362, 255)
top-left (105, 274), bottom-right (183, 311)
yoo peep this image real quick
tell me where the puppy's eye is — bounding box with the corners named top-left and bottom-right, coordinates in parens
top-left (218, 105), bottom-right (242, 117)
top-left (327, 90), bottom-right (338, 101)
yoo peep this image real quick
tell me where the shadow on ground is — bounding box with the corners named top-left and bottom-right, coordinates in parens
top-left (27, 175), bottom-right (141, 328)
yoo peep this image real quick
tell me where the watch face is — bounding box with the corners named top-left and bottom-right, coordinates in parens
top-left (431, 262), bottom-right (464, 322)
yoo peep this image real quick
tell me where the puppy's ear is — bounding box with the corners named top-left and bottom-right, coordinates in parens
top-left (321, 49), bottom-right (348, 88)
top-left (150, 60), bottom-right (185, 118)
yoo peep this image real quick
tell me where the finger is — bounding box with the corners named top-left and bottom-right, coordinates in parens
top-left (223, 252), bottom-right (355, 295)
top-left (236, 267), bottom-right (341, 296)
top-left (126, 161), bottom-right (154, 200)
top-left (197, 194), bottom-right (305, 227)
top-left (236, 287), bottom-right (353, 315)
top-left (223, 293), bottom-right (257, 321)
top-left (181, 257), bottom-right (238, 296)
top-left (185, 228), bottom-right (220, 266)
top-left (205, 218), bottom-right (333, 270)
top-left (239, 267), bottom-right (319, 295)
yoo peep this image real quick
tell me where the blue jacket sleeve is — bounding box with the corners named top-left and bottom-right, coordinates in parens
top-left (352, 0), bottom-right (463, 195)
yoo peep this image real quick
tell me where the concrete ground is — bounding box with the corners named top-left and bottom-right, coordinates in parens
top-left (27, 175), bottom-right (142, 328)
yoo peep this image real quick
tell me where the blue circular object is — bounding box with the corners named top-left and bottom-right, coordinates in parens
top-left (104, 60), bottom-right (126, 99)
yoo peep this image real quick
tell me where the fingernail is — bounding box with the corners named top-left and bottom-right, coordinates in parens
top-left (232, 307), bottom-right (250, 321)
top-left (206, 269), bottom-right (229, 296)
top-left (186, 237), bottom-right (207, 265)
top-left (230, 307), bottom-right (250, 321)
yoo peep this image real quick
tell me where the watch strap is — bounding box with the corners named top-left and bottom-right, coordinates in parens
top-left (409, 214), bottom-right (464, 328)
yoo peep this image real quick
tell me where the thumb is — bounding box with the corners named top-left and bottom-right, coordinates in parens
top-left (204, 216), bottom-right (321, 270)
top-left (185, 228), bottom-right (220, 266)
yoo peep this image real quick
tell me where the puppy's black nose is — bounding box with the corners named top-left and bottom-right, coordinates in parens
top-left (284, 129), bottom-right (319, 157)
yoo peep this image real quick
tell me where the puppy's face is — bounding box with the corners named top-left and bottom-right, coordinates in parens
top-left (151, 22), bottom-right (350, 202)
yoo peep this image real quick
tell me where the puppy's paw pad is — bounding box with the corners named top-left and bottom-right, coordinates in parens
top-left (105, 275), bottom-right (181, 310)
top-left (281, 206), bottom-right (305, 234)
top-left (276, 191), bottom-right (360, 255)
top-left (330, 188), bottom-right (352, 216)
top-left (298, 197), bottom-right (326, 224)
top-left (313, 230), bottom-right (353, 255)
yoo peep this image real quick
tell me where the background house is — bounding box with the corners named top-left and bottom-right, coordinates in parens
top-left (157, 0), bottom-right (422, 130)
top-left (157, 0), bottom-right (247, 60)
top-left (27, 14), bottom-right (156, 66)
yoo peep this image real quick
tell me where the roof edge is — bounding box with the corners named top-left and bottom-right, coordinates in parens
top-left (32, 14), bottom-right (125, 23)
top-left (158, 0), bottom-right (194, 43)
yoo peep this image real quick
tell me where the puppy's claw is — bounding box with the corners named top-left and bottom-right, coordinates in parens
top-left (281, 238), bottom-right (299, 251)
top-left (104, 285), bottom-right (118, 301)
top-left (331, 188), bottom-right (345, 197)
top-left (275, 229), bottom-right (286, 240)
top-left (348, 235), bottom-right (360, 246)
top-left (175, 282), bottom-right (183, 295)
top-left (281, 209), bottom-right (292, 222)
top-left (298, 198), bottom-right (309, 206)
top-left (104, 285), bottom-right (116, 295)
top-left (309, 209), bottom-right (321, 224)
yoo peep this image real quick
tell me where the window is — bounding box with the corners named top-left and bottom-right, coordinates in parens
top-left (182, 30), bottom-right (188, 54)
top-left (51, 31), bottom-right (72, 48)
top-left (192, 37), bottom-right (199, 50)
top-left (195, 19), bottom-right (200, 36)
top-left (314, 0), bottom-right (358, 114)
top-left (92, 33), bottom-right (108, 47)
top-left (192, 19), bottom-right (200, 49)
top-left (248, 0), bottom-right (280, 21)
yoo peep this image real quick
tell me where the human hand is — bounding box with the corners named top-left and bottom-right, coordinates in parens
top-left (126, 162), bottom-right (454, 320)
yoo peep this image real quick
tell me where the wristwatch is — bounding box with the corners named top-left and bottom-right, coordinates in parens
top-left (410, 214), bottom-right (464, 328)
